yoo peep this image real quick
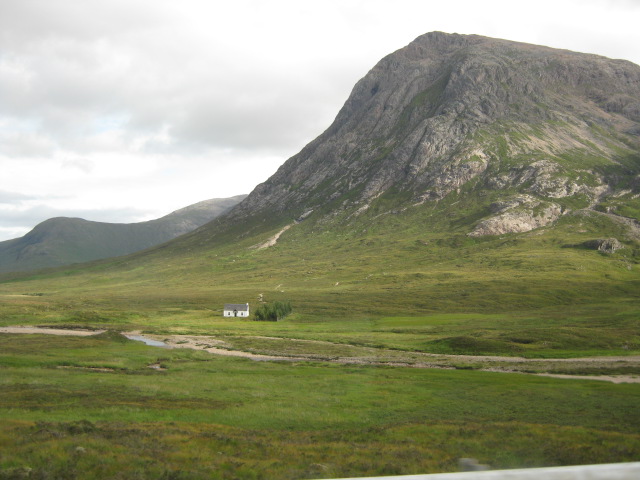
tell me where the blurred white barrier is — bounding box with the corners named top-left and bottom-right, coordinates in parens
top-left (315, 462), bottom-right (640, 480)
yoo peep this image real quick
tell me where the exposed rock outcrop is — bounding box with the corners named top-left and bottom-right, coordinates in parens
top-left (469, 197), bottom-right (563, 236)
top-left (582, 238), bottom-right (625, 253)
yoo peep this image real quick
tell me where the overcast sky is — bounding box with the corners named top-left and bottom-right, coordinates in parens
top-left (0, 0), bottom-right (639, 241)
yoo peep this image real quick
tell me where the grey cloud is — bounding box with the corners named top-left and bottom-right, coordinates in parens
top-left (0, 46), bottom-right (131, 126)
top-left (136, 55), bottom-right (361, 155)
top-left (0, 0), bottom-right (167, 48)
top-left (0, 204), bottom-right (152, 234)
top-left (167, 91), bottom-right (339, 154)
top-left (0, 3), bottom-right (172, 156)
top-left (0, 0), bottom-right (366, 160)
top-left (0, 131), bottom-right (56, 158)
top-left (0, 190), bottom-right (38, 204)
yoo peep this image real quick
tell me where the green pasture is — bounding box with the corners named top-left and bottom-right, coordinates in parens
top-left (0, 333), bottom-right (639, 479)
top-left (0, 192), bottom-right (639, 478)
top-left (1, 215), bottom-right (639, 359)
top-left (1, 287), bottom-right (638, 359)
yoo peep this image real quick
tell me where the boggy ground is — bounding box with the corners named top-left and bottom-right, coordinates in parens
top-left (0, 208), bottom-right (639, 478)
top-left (149, 331), bottom-right (640, 382)
top-left (3, 326), bottom-right (640, 382)
top-left (0, 330), bottom-right (639, 480)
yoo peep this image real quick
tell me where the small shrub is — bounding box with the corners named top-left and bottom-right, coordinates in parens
top-left (253, 301), bottom-right (292, 322)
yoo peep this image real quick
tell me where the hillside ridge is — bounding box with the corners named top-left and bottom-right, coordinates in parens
top-left (0, 194), bottom-right (246, 273)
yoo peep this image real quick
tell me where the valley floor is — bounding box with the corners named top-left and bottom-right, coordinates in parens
top-left (1, 328), bottom-right (639, 480)
top-left (3, 326), bottom-right (639, 383)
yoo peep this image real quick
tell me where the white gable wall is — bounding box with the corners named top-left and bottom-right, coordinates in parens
top-left (223, 309), bottom-right (249, 317)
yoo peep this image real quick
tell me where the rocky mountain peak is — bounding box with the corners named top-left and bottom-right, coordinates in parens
top-left (226, 32), bottom-right (640, 238)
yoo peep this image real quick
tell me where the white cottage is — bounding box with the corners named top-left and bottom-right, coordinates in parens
top-left (223, 303), bottom-right (250, 318)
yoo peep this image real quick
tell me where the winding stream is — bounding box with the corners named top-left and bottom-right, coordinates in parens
top-left (124, 334), bottom-right (169, 347)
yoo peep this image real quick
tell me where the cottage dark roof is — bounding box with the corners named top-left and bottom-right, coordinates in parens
top-left (224, 303), bottom-right (249, 311)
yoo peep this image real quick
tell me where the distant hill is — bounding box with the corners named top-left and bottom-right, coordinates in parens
top-left (0, 195), bottom-right (246, 273)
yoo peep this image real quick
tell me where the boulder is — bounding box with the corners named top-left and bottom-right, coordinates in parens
top-left (582, 238), bottom-right (624, 253)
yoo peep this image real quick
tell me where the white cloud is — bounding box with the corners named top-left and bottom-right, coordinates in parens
top-left (61, 158), bottom-right (95, 174)
top-left (0, 0), bottom-right (638, 241)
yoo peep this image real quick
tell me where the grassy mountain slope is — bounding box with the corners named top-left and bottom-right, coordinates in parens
top-left (1, 192), bottom-right (638, 357)
top-left (0, 195), bottom-right (246, 273)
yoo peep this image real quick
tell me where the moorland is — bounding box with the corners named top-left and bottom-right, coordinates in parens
top-left (1, 199), bottom-right (639, 479)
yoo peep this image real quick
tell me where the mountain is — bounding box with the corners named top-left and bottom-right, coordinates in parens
top-left (1, 33), bottom-right (639, 324)
top-left (211, 32), bottom-right (639, 242)
top-left (0, 195), bottom-right (246, 273)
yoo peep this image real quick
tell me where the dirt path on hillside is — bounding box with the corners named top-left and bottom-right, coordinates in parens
top-left (251, 224), bottom-right (293, 249)
top-left (3, 326), bottom-right (640, 383)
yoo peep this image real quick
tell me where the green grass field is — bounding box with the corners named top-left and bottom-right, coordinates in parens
top-left (0, 333), bottom-right (639, 479)
top-left (0, 197), bottom-right (639, 478)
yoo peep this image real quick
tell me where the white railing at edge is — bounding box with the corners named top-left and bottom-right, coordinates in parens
top-left (311, 462), bottom-right (640, 480)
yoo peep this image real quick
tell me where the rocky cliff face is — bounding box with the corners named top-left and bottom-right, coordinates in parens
top-left (226, 32), bottom-right (640, 237)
